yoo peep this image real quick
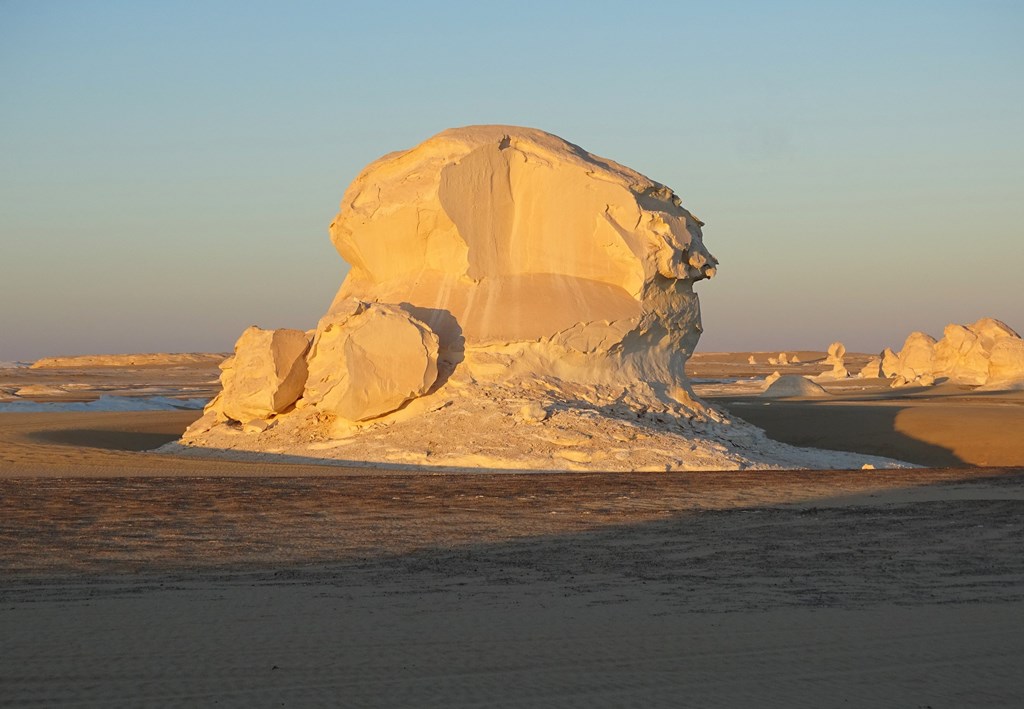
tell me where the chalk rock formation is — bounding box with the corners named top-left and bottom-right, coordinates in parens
top-left (763, 371), bottom-right (782, 389)
top-left (887, 332), bottom-right (937, 387)
top-left (327, 125), bottom-right (717, 397)
top-left (761, 375), bottom-right (829, 399)
top-left (778, 353), bottom-right (789, 365)
top-left (987, 338), bottom-right (1024, 386)
top-left (880, 348), bottom-right (900, 378)
top-left (930, 318), bottom-right (1020, 385)
top-left (747, 355), bottom-right (757, 365)
top-left (207, 327), bottom-right (310, 423)
top-left (302, 300), bottom-right (440, 422)
top-left (815, 341), bottom-right (849, 380)
top-left (791, 354), bottom-right (801, 363)
top-left (885, 319), bottom-right (1022, 387)
top-left (174, 126), bottom-right (909, 472)
top-left (858, 357), bottom-right (883, 379)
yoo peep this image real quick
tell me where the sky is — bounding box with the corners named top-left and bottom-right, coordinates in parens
top-left (2, 0), bottom-right (1022, 360)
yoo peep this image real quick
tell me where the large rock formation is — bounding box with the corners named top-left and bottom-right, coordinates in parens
top-left (885, 318), bottom-right (1022, 388)
top-left (326, 125), bottom-right (717, 398)
top-left (176, 126), bottom-right (905, 471)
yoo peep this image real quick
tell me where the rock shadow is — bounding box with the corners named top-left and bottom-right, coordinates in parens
top-left (396, 304), bottom-right (465, 392)
top-left (711, 398), bottom-right (964, 467)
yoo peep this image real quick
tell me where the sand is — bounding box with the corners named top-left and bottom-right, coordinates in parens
top-left (3, 470), bottom-right (1023, 706)
top-left (3, 353), bottom-right (1024, 706)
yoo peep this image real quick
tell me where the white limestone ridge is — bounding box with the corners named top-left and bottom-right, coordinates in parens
top-left (174, 126), bottom-right (904, 471)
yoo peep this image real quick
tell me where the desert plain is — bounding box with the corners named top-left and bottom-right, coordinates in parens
top-left (2, 352), bottom-right (1023, 707)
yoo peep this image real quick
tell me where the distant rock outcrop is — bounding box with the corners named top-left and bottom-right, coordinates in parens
top-left (815, 341), bottom-right (849, 380)
top-left (31, 353), bottom-right (226, 369)
top-left (886, 318), bottom-right (1022, 388)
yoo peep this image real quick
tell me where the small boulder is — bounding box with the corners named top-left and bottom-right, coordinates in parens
top-left (519, 402), bottom-right (549, 423)
top-left (303, 300), bottom-right (440, 422)
top-left (214, 327), bottom-right (310, 422)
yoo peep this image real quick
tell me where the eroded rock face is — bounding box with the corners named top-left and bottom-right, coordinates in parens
top-left (986, 337), bottom-right (1024, 386)
top-left (327, 125), bottom-right (716, 396)
top-left (302, 300), bottom-right (440, 422)
top-left (211, 327), bottom-right (310, 422)
top-left (888, 332), bottom-right (937, 386)
top-left (931, 318), bottom-right (1020, 385)
top-left (886, 319), bottom-right (1021, 387)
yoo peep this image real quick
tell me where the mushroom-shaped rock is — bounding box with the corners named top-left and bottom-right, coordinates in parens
top-left (326, 125), bottom-right (716, 396)
top-left (761, 375), bottom-right (829, 399)
top-left (213, 327), bottom-right (310, 422)
top-left (816, 341), bottom-right (849, 380)
top-left (303, 300), bottom-right (440, 422)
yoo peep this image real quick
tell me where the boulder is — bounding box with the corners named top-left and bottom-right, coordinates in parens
top-left (858, 357), bottom-right (882, 379)
top-left (987, 337), bottom-right (1024, 386)
top-left (880, 347), bottom-right (900, 378)
top-left (303, 300), bottom-right (440, 422)
top-left (888, 332), bottom-right (936, 386)
top-left (212, 327), bottom-right (310, 422)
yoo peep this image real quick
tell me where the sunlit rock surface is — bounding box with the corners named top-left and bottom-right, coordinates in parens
top-left (887, 318), bottom-right (1022, 388)
top-left (175, 126), bottom-right (905, 471)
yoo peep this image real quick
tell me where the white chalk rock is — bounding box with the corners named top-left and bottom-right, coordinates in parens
top-left (778, 353), bottom-right (789, 365)
top-left (931, 318), bottom-right (1020, 385)
top-left (519, 402), bottom-right (549, 423)
top-left (761, 375), bottom-right (829, 398)
top-left (858, 357), bottom-right (882, 379)
top-left (327, 125), bottom-right (716, 395)
top-left (303, 300), bottom-right (440, 422)
top-left (791, 355), bottom-right (801, 363)
top-left (816, 341), bottom-right (848, 380)
top-left (213, 327), bottom-right (310, 422)
top-left (880, 347), bottom-right (900, 378)
top-left (747, 355), bottom-right (756, 365)
top-left (987, 337), bottom-right (1024, 386)
top-left (763, 371), bottom-right (782, 389)
top-left (889, 332), bottom-right (937, 385)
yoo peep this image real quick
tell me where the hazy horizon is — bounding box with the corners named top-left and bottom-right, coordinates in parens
top-left (3, 1), bottom-right (1022, 361)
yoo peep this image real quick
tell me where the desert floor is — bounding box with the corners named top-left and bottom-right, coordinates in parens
top-left (2, 354), bottom-right (1023, 707)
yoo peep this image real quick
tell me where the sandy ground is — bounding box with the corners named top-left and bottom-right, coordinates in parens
top-left (3, 354), bottom-right (1024, 706)
top-left (2, 468), bottom-right (1023, 707)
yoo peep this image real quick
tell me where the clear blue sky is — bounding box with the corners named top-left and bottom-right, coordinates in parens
top-left (2, 0), bottom-right (1022, 359)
